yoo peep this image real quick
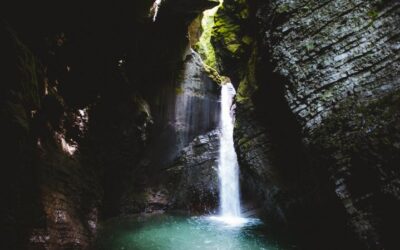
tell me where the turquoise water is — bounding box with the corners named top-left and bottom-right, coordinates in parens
top-left (95, 214), bottom-right (294, 250)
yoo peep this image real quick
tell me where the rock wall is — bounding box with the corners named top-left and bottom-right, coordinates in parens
top-left (0, 24), bottom-right (101, 249)
top-left (260, 0), bottom-right (400, 132)
top-left (309, 91), bottom-right (400, 249)
top-left (119, 50), bottom-right (221, 215)
top-left (167, 130), bottom-right (221, 213)
top-left (1, 0), bottom-right (221, 249)
top-left (142, 49), bottom-right (220, 169)
top-left (259, 1), bottom-right (400, 248)
top-left (212, 0), bottom-right (400, 249)
top-left (119, 129), bottom-right (221, 215)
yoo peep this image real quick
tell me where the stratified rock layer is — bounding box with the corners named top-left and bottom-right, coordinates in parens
top-left (213, 0), bottom-right (400, 249)
top-left (120, 130), bottom-right (221, 215)
top-left (168, 130), bottom-right (220, 213)
top-left (261, 0), bottom-right (400, 132)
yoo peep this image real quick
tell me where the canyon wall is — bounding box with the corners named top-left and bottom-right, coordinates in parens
top-left (212, 0), bottom-right (400, 249)
top-left (1, 1), bottom-right (220, 249)
top-left (2, 0), bottom-right (400, 249)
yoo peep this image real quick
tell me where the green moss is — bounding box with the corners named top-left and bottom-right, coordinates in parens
top-left (239, 8), bottom-right (249, 19)
top-left (227, 43), bottom-right (240, 53)
top-left (195, 1), bottom-right (223, 69)
top-left (241, 36), bottom-right (253, 45)
top-left (236, 47), bottom-right (258, 104)
top-left (175, 86), bottom-right (184, 95)
top-left (212, 11), bottom-right (243, 60)
top-left (237, 137), bottom-right (253, 151)
top-left (211, 0), bottom-right (255, 78)
top-left (203, 64), bottom-right (225, 85)
top-left (191, 0), bottom-right (233, 85)
top-left (321, 90), bottom-right (334, 101)
top-left (195, 0), bottom-right (254, 85)
top-left (276, 3), bottom-right (291, 14)
top-left (305, 41), bottom-right (315, 52)
top-left (367, 9), bottom-right (379, 20)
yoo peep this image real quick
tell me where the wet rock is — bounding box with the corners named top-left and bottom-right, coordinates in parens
top-left (167, 130), bottom-right (221, 213)
top-left (214, 0), bottom-right (400, 249)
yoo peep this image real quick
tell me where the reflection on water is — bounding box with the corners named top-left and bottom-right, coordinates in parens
top-left (95, 214), bottom-right (295, 250)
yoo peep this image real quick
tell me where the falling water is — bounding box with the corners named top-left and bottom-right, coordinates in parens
top-left (216, 83), bottom-right (245, 225)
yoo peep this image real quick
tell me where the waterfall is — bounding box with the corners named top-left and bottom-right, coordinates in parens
top-left (209, 82), bottom-right (247, 226)
top-left (217, 83), bottom-right (244, 223)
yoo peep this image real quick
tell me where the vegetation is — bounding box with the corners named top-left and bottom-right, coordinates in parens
top-left (195, 1), bottom-right (222, 69)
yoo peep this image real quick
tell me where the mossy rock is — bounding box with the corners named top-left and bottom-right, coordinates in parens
top-left (236, 47), bottom-right (258, 104)
top-left (210, 0), bottom-right (254, 77)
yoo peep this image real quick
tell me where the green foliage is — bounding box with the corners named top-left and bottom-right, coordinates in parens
top-left (194, 0), bottom-right (254, 86)
top-left (193, 1), bottom-right (228, 84)
top-left (196, 2), bottom-right (222, 69)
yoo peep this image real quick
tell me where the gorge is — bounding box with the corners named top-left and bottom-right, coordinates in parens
top-left (1, 0), bottom-right (400, 249)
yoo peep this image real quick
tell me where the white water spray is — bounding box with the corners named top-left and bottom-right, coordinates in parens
top-left (211, 83), bottom-right (247, 226)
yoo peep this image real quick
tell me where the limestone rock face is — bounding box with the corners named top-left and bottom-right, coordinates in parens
top-left (119, 50), bottom-right (221, 215)
top-left (145, 50), bottom-right (220, 168)
top-left (169, 130), bottom-right (220, 213)
top-left (213, 0), bottom-right (400, 249)
top-left (257, 2), bottom-right (400, 248)
top-left (120, 130), bottom-right (221, 215)
top-left (0, 25), bottom-right (101, 250)
top-left (259, 0), bottom-right (400, 132)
